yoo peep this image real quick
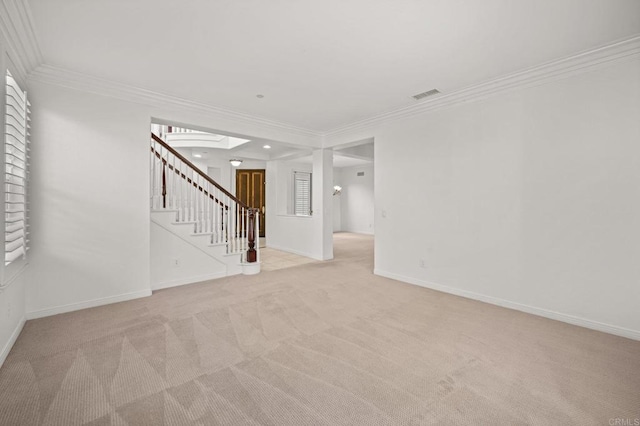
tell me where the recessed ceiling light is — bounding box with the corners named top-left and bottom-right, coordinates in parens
top-left (263, 145), bottom-right (271, 149)
top-left (193, 153), bottom-right (202, 158)
top-left (256, 94), bottom-right (264, 98)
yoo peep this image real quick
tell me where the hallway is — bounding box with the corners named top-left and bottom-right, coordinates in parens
top-left (260, 232), bottom-right (373, 272)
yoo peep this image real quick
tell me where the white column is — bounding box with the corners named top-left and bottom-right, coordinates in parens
top-left (264, 160), bottom-right (278, 248)
top-left (312, 149), bottom-right (333, 260)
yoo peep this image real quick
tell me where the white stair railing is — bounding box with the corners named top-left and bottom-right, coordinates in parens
top-left (150, 133), bottom-right (257, 260)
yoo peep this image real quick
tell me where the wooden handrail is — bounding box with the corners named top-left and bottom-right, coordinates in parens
top-left (151, 147), bottom-right (230, 209)
top-left (151, 132), bottom-right (258, 263)
top-left (151, 133), bottom-right (249, 209)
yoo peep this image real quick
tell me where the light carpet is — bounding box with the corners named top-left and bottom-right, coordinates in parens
top-left (259, 247), bottom-right (316, 272)
top-left (1, 233), bottom-right (639, 425)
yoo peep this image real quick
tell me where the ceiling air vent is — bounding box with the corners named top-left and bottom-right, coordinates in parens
top-left (412, 89), bottom-right (440, 100)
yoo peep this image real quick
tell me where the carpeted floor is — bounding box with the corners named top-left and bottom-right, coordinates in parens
top-left (1, 233), bottom-right (639, 425)
top-left (259, 247), bottom-right (316, 272)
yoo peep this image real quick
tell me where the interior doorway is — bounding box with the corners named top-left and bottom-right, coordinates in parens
top-left (236, 169), bottom-right (266, 237)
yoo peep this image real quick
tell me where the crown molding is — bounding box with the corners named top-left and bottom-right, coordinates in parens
top-left (28, 64), bottom-right (323, 142)
top-left (0, 0), bottom-right (43, 80)
top-left (23, 33), bottom-right (640, 145)
top-left (324, 35), bottom-right (640, 140)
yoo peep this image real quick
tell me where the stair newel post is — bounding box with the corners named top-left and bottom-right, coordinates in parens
top-left (246, 208), bottom-right (258, 263)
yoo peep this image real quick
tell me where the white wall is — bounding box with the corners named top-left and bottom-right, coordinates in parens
top-left (266, 160), bottom-right (316, 257)
top-left (266, 152), bottom-right (333, 260)
top-left (0, 33), bottom-right (29, 366)
top-left (338, 164), bottom-right (374, 235)
top-left (0, 272), bottom-right (26, 366)
top-left (177, 147), bottom-right (266, 196)
top-left (26, 82), bottom-right (152, 318)
top-left (361, 59), bottom-right (640, 338)
top-left (150, 222), bottom-right (226, 290)
top-left (333, 168), bottom-right (342, 232)
top-left (312, 149), bottom-right (334, 260)
top-left (21, 72), bottom-right (327, 321)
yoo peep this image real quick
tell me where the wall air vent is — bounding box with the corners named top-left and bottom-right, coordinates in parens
top-left (357, 171), bottom-right (365, 177)
top-left (412, 89), bottom-right (440, 100)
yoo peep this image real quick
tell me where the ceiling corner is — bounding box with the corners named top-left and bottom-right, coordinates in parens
top-left (0, 0), bottom-right (44, 79)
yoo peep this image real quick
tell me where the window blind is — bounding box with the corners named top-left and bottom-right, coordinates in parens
top-left (293, 171), bottom-right (311, 216)
top-left (5, 70), bottom-right (30, 265)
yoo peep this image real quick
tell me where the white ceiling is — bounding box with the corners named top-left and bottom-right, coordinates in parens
top-left (168, 133), bottom-right (370, 167)
top-left (166, 131), bottom-right (310, 159)
top-left (27, 0), bottom-right (640, 132)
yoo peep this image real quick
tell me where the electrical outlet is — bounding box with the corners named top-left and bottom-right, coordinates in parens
top-left (173, 258), bottom-right (181, 267)
top-left (419, 259), bottom-right (426, 268)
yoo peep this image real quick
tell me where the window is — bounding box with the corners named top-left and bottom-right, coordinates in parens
top-left (4, 70), bottom-right (30, 265)
top-left (293, 171), bottom-right (311, 216)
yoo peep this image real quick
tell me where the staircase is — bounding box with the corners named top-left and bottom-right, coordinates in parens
top-left (150, 133), bottom-right (260, 282)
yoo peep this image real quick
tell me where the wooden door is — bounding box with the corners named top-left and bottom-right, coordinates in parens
top-left (236, 169), bottom-right (266, 237)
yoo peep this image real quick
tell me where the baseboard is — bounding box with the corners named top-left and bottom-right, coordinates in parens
top-left (151, 272), bottom-right (227, 291)
top-left (338, 230), bottom-right (374, 236)
top-left (374, 269), bottom-right (640, 341)
top-left (0, 316), bottom-right (25, 368)
top-left (266, 244), bottom-right (320, 260)
top-left (26, 289), bottom-right (152, 320)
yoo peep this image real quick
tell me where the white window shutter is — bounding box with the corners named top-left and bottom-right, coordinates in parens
top-left (4, 71), bottom-right (30, 265)
top-left (293, 171), bottom-right (312, 216)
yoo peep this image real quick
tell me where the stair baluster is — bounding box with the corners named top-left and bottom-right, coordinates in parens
top-left (150, 132), bottom-right (257, 262)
